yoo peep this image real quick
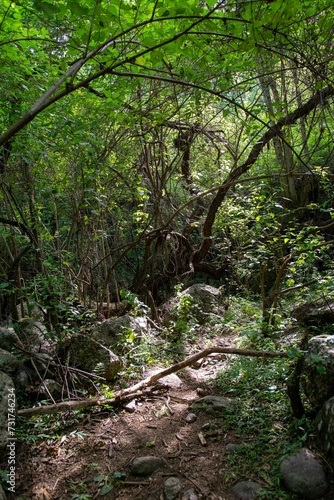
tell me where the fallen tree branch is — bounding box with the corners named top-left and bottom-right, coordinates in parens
top-left (17, 346), bottom-right (288, 417)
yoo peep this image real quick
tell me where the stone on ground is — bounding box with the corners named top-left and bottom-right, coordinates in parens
top-left (130, 456), bottom-right (164, 476)
top-left (280, 448), bottom-right (329, 499)
top-left (164, 476), bottom-right (181, 500)
top-left (231, 480), bottom-right (262, 499)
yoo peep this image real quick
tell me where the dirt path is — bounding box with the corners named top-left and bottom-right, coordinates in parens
top-left (13, 351), bottom-right (241, 499)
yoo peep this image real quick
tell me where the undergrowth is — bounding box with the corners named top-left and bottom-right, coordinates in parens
top-left (210, 308), bottom-right (313, 499)
top-left (13, 294), bottom-right (321, 499)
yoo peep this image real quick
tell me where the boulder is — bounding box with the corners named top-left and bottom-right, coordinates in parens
top-left (292, 301), bottom-right (334, 326)
top-left (16, 319), bottom-right (49, 352)
top-left (14, 365), bottom-right (34, 388)
top-left (0, 348), bottom-right (20, 373)
top-left (36, 379), bottom-right (63, 400)
top-left (29, 352), bottom-right (54, 378)
top-left (280, 448), bottom-right (329, 499)
top-left (60, 333), bottom-right (123, 381)
top-left (144, 367), bottom-right (183, 389)
top-left (161, 284), bottom-right (223, 324)
top-left (316, 397), bottom-right (334, 467)
top-left (183, 284), bottom-right (221, 311)
top-left (0, 326), bottom-right (22, 351)
top-left (94, 315), bottom-right (147, 345)
top-left (303, 335), bottom-right (334, 409)
top-left (16, 302), bottom-right (45, 321)
top-left (0, 371), bottom-right (16, 461)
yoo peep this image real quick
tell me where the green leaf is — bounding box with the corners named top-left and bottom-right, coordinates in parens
top-left (287, 348), bottom-right (303, 359)
top-left (109, 3), bottom-right (119, 17)
top-left (136, 56), bottom-right (146, 66)
top-left (67, 0), bottom-right (88, 16)
top-left (34, 0), bottom-right (60, 16)
top-left (94, 475), bottom-right (105, 483)
top-left (100, 484), bottom-right (113, 495)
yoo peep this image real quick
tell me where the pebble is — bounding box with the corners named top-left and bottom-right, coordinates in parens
top-left (164, 476), bottom-right (181, 500)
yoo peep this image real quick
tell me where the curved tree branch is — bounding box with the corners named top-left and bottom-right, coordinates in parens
top-left (0, 8), bottom-right (223, 147)
top-left (17, 345), bottom-right (288, 417)
top-left (193, 85), bottom-right (334, 263)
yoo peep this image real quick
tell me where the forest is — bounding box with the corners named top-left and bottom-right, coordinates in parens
top-left (1, 0), bottom-right (334, 498)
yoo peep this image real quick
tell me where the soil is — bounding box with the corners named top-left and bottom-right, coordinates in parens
top-left (11, 337), bottom-right (243, 500)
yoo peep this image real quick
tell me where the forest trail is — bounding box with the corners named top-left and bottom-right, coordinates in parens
top-left (14, 335), bottom-right (242, 500)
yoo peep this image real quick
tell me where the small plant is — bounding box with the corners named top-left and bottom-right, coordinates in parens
top-left (93, 471), bottom-right (125, 496)
top-left (99, 385), bottom-right (115, 399)
top-left (71, 494), bottom-right (92, 500)
top-left (119, 289), bottom-right (149, 316)
top-left (167, 285), bottom-right (200, 338)
top-left (213, 343), bottom-right (305, 499)
top-left (308, 353), bottom-right (327, 374)
top-left (69, 481), bottom-right (91, 499)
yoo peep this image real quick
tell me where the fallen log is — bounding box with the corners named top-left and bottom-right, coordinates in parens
top-left (17, 346), bottom-right (288, 418)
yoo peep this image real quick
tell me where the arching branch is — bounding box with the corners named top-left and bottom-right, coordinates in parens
top-left (193, 85), bottom-right (334, 263)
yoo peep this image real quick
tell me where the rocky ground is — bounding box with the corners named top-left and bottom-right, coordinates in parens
top-left (6, 329), bottom-right (334, 500)
top-left (10, 337), bottom-right (256, 500)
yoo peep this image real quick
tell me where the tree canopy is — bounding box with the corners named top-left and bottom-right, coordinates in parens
top-left (1, 0), bottom-right (334, 329)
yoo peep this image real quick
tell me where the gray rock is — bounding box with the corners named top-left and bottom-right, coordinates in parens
top-left (144, 368), bottom-right (183, 389)
top-left (14, 354), bottom-right (53, 388)
top-left (164, 476), bottom-right (181, 500)
top-left (280, 448), bottom-right (329, 499)
top-left (161, 284), bottom-right (223, 324)
top-left (37, 379), bottom-right (63, 400)
top-left (0, 371), bottom-right (16, 461)
top-left (185, 413), bottom-right (197, 423)
top-left (16, 302), bottom-right (45, 321)
top-left (316, 397), bottom-right (334, 467)
top-left (94, 315), bottom-right (148, 345)
top-left (225, 443), bottom-right (241, 453)
top-left (182, 489), bottom-right (198, 500)
top-left (15, 366), bottom-right (33, 388)
top-left (231, 481), bottom-right (262, 499)
top-left (123, 399), bottom-right (137, 413)
top-left (31, 352), bottom-right (54, 378)
top-left (182, 284), bottom-right (221, 318)
top-left (16, 318), bottom-right (48, 352)
top-left (60, 333), bottom-right (123, 381)
top-left (293, 301), bottom-right (334, 326)
top-left (0, 327), bottom-right (22, 351)
top-left (0, 348), bottom-right (20, 373)
top-left (130, 456), bottom-right (164, 476)
top-left (303, 335), bottom-right (334, 409)
top-left (192, 395), bottom-right (232, 412)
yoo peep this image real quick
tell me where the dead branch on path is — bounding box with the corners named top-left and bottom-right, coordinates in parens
top-left (17, 346), bottom-right (288, 418)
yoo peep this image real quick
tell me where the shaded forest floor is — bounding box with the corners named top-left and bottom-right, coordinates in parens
top-left (8, 301), bottom-right (334, 500)
top-left (12, 333), bottom-right (247, 499)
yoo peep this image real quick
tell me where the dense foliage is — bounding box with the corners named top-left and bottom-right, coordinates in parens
top-left (1, 0), bottom-right (334, 332)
